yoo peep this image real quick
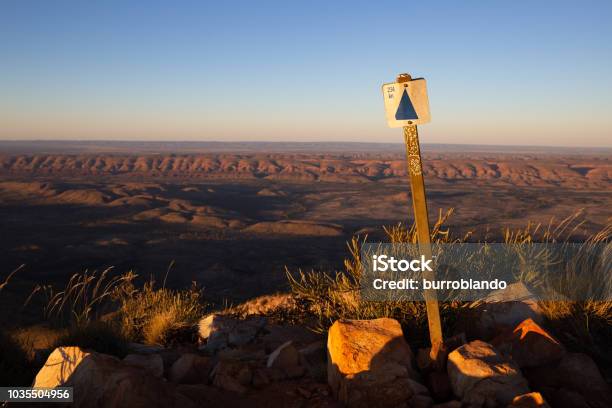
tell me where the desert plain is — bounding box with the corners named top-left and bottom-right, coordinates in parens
top-left (0, 141), bottom-right (609, 314)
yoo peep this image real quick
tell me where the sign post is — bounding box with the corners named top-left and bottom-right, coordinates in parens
top-left (382, 73), bottom-right (443, 361)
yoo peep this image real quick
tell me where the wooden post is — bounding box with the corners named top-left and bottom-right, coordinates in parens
top-left (397, 73), bottom-right (444, 361)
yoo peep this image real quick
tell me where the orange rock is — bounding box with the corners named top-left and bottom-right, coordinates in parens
top-left (34, 346), bottom-right (195, 408)
top-left (327, 318), bottom-right (423, 408)
top-left (447, 340), bottom-right (529, 407)
top-left (508, 392), bottom-right (551, 407)
top-left (492, 318), bottom-right (565, 368)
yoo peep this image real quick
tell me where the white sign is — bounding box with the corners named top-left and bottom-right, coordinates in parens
top-left (382, 78), bottom-right (431, 127)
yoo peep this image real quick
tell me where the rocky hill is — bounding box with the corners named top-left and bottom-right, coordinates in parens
top-left (0, 153), bottom-right (609, 188)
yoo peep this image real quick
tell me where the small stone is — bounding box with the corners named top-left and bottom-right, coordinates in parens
top-left (211, 360), bottom-right (252, 394)
top-left (123, 353), bottom-right (164, 377)
top-left (267, 341), bottom-right (300, 369)
top-left (508, 392), bottom-right (551, 407)
top-left (198, 314), bottom-right (266, 352)
top-left (168, 353), bottom-right (212, 384)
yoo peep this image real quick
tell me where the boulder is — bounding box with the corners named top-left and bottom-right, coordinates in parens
top-left (508, 392), bottom-right (550, 407)
top-left (476, 282), bottom-right (543, 339)
top-left (123, 353), bottom-right (164, 377)
top-left (33, 346), bottom-right (195, 408)
top-left (492, 318), bottom-right (565, 368)
top-left (33, 346), bottom-right (93, 388)
top-left (556, 353), bottom-right (612, 407)
top-left (198, 314), bottom-right (266, 352)
top-left (168, 353), bottom-right (213, 384)
top-left (327, 318), bottom-right (423, 408)
top-left (447, 340), bottom-right (529, 407)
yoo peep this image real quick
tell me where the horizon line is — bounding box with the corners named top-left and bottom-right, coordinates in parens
top-left (0, 139), bottom-right (611, 150)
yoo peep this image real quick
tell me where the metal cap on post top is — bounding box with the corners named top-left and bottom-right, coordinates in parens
top-left (396, 73), bottom-right (412, 83)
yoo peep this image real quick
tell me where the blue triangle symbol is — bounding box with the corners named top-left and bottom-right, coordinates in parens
top-left (395, 89), bottom-right (419, 120)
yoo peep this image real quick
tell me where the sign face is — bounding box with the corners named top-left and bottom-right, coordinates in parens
top-left (382, 78), bottom-right (430, 127)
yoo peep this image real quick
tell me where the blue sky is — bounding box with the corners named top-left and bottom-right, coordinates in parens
top-left (1, 1), bottom-right (611, 146)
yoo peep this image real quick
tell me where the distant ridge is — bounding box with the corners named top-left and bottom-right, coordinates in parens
top-left (0, 152), bottom-right (609, 188)
top-left (0, 140), bottom-right (610, 156)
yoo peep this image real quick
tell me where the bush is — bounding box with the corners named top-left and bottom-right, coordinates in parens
top-left (29, 267), bottom-right (206, 347)
top-left (114, 280), bottom-right (205, 346)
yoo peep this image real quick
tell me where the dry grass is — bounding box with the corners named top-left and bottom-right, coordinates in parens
top-left (112, 278), bottom-right (204, 346)
top-left (287, 209), bottom-right (612, 353)
top-left (28, 268), bottom-right (134, 327)
top-left (27, 269), bottom-right (205, 347)
top-left (0, 264), bottom-right (24, 293)
top-left (287, 209), bottom-right (473, 345)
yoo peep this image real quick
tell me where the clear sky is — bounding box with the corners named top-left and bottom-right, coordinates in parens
top-left (1, 1), bottom-right (611, 146)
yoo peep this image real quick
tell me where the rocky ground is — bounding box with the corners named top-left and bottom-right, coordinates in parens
top-left (28, 287), bottom-right (612, 408)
